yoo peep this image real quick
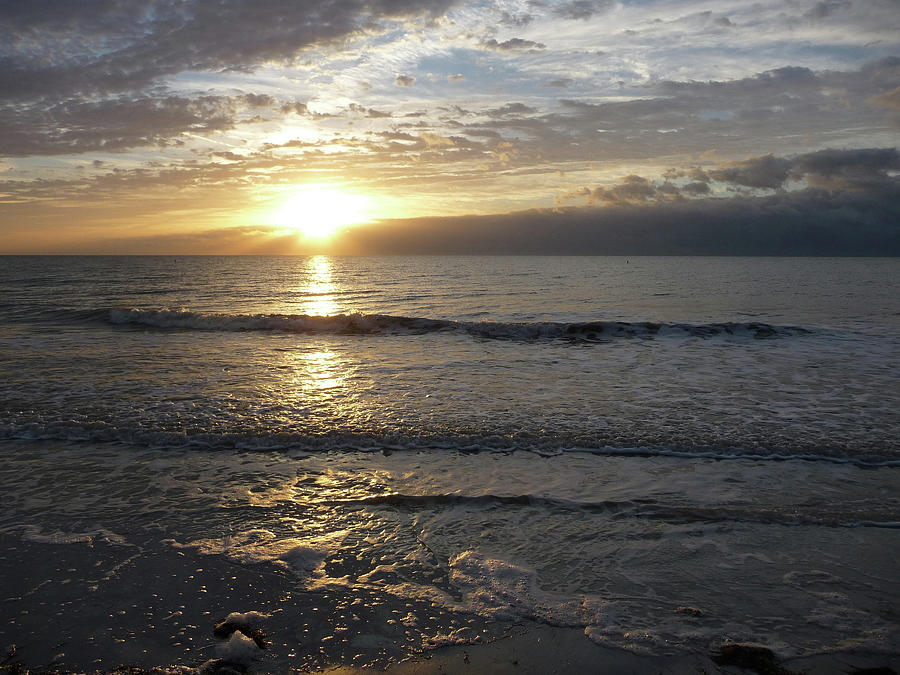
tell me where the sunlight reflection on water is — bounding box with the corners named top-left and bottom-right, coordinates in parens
top-left (301, 255), bottom-right (340, 316)
top-left (297, 350), bottom-right (343, 391)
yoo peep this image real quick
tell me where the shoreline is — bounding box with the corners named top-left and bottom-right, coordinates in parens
top-left (2, 534), bottom-right (897, 675)
top-left (2, 443), bottom-right (898, 674)
top-left (3, 624), bottom-right (899, 675)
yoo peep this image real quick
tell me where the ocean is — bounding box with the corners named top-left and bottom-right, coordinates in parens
top-left (0, 255), bottom-right (898, 673)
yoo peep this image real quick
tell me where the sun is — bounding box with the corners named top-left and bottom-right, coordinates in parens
top-left (274, 185), bottom-right (372, 239)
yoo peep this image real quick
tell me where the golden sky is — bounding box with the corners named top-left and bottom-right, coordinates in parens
top-left (1, 0), bottom-right (899, 254)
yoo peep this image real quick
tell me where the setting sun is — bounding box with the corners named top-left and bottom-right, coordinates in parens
top-left (274, 185), bottom-right (372, 239)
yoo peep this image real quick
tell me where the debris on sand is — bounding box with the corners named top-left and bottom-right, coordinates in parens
top-left (711, 643), bottom-right (795, 675)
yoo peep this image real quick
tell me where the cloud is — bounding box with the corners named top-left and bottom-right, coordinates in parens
top-left (587, 174), bottom-right (660, 205)
top-left (682, 181), bottom-right (710, 195)
top-left (790, 147), bottom-right (900, 190)
top-left (4, 143), bottom-right (897, 255)
top-left (570, 148), bottom-right (900, 206)
top-left (0, 0), bottom-right (460, 101)
top-left (21, 224), bottom-right (303, 256)
top-left (341, 179), bottom-right (900, 255)
top-left (486, 103), bottom-right (538, 117)
top-left (708, 155), bottom-right (793, 190)
top-left (19, 176), bottom-right (897, 255)
top-left (869, 86), bottom-right (900, 110)
top-left (0, 95), bottom-right (244, 156)
top-left (419, 132), bottom-right (456, 148)
top-left (482, 38), bottom-right (546, 51)
top-left (280, 101), bottom-right (310, 115)
top-left (461, 59), bottom-right (900, 168)
top-left (550, 0), bottom-right (617, 21)
top-left (500, 11), bottom-right (534, 27)
top-left (804, 0), bottom-right (852, 21)
top-left (347, 103), bottom-right (392, 118)
top-left (395, 74), bottom-right (416, 87)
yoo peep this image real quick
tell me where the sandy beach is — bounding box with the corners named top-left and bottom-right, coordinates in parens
top-left (3, 527), bottom-right (898, 675)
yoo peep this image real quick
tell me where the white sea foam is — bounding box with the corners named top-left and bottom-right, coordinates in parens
top-left (223, 610), bottom-right (271, 625)
top-left (168, 529), bottom-right (347, 576)
top-left (448, 550), bottom-right (596, 625)
top-left (215, 631), bottom-right (264, 663)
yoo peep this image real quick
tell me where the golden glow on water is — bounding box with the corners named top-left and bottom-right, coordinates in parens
top-left (303, 255), bottom-right (339, 316)
top-left (298, 350), bottom-right (343, 391)
top-left (279, 346), bottom-right (349, 413)
top-left (273, 185), bottom-right (372, 239)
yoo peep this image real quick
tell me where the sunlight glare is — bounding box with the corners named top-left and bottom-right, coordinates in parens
top-left (302, 255), bottom-right (339, 316)
top-left (275, 185), bottom-right (371, 239)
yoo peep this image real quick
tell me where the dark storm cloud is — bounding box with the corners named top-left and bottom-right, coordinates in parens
top-left (708, 155), bottom-right (793, 190)
top-left (791, 147), bottom-right (900, 189)
top-left (702, 147), bottom-right (900, 193)
top-left (569, 148), bottom-right (900, 206)
top-left (0, 0), bottom-right (458, 101)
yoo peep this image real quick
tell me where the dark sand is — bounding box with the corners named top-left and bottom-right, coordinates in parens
top-left (2, 534), bottom-right (897, 675)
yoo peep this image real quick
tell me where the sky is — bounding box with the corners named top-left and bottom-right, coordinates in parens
top-left (1, 0), bottom-right (899, 254)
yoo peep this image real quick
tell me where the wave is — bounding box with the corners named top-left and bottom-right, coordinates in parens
top-left (332, 493), bottom-right (900, 529)
top-left (98, 307), bottom-right (810, 341)
top-left (2, 423), bottom-right (896, 468)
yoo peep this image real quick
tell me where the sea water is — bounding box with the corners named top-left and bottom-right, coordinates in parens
top-left (0, 255), bottom-right (898, 671)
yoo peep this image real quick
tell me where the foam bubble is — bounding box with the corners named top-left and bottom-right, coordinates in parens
top-left (215, 631), bottom-right (264, 663)
top-left (168, 529), bottom-right (347, 576)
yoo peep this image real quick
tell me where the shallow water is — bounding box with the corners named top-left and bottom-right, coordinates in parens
top-left (1, 441), bottom-right (897, 671)
top-left (0, 255), bottom-right (898, 670)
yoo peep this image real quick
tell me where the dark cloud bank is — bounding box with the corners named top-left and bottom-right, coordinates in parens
top-left (342, 148), bottom-right (900, 256)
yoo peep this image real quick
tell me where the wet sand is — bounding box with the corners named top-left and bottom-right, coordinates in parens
top-left (2, 533), bottom-right (897, 675)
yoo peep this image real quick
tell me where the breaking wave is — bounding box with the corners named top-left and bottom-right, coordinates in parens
top-left (97, 307), bottom-right (809, 341)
